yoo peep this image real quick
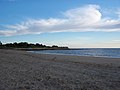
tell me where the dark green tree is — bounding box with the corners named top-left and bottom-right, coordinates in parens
top-left (0, 41), bottom-right (2, 46)
top-left (52, 45), bottom-right (58, 48)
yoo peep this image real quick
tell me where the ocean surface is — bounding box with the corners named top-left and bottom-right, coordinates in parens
top-left (30, 48), bottom-right (120, 58)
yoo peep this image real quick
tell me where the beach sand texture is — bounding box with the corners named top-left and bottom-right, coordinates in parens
top-left (0, 49), bottom-right (120, 90)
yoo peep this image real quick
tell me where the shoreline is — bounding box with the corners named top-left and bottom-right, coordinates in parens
top-left (29, 51), bottom-right (120, 59)
top-left (0, 49), bottom-right (120, 90)
top-left (31, 52), bottom-right (120, 66)
top-left (28, 48), bottom-right (120, 59)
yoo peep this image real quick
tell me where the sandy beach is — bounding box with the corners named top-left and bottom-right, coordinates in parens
top-left (0, 49), bottom-right (120, 90)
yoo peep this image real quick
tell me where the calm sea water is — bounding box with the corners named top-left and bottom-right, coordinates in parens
top-left (30, 48), bottom-right (120, 58)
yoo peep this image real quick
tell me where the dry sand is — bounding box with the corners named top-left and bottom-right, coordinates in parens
top-left (0, 49), bottom-right (120, 90)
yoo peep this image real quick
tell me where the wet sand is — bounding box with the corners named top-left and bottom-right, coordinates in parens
top-left (0, 49), bottom-right (120, 90)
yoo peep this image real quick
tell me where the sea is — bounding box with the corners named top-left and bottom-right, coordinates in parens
top-left (30, 48), bottom-right (120, 58)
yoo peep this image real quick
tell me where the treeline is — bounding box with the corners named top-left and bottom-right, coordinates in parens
top-left (0, 41), bottom-right (69, 49)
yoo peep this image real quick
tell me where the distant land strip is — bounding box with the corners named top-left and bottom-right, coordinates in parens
top-left (0, 41), bottom-right (69, 50)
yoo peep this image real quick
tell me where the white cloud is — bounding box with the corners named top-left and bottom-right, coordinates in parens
top-left (64, 5), bottom-right (101, 25)
top-left (0, 4), bottom-right (120, 36)
top-left (112, 40), bottom-right (120, 42)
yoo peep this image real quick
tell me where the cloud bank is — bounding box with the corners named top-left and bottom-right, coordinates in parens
top-left (0, 4), bottom-right (120, 36)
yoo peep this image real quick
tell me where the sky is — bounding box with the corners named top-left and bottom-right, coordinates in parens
top-left (0, 0), bottom-right (120, 48)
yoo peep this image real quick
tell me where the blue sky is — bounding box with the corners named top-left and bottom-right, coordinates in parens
top-left (0, 0), bottom-right (120, 48)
